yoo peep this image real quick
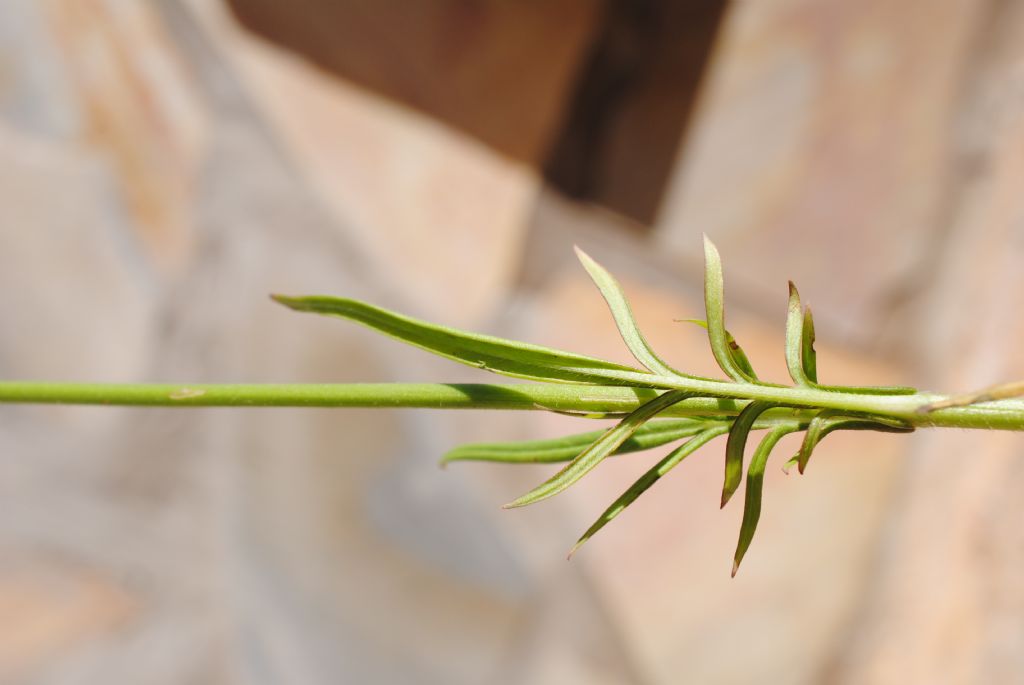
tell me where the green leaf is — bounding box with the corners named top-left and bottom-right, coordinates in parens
top-left (721, 400), bottom-right (774, 507)
top-left (817, 384), bottom-right (918, 396)
top-left (676, 319), bottom-right (758, 381)
top-left (799, 306), bottom-right (915, 395)
top-left (785, 282), bottom-right (812, 387)
top-left (528, 408), bottom-right (631, 419)
top-left (733, 423), bottom-right (799, 576)
top-left (794, 411), bottom-right (914, 474)
top-left (702, 236), bottom-right (755, 383)
top-left (272, 295), bottom-right (659, 387)
top-left (576, 247), bottom-right (699, 379)
top-left (504, 390), bottom-right (693, 508)
top-left (801, 306), bottom-right (818, 383)
top-left (569, 426), bottom-right (729, 557)
top-left (793, 411), bottom-right (838, 474)
top-left (441, 418), bottom-right (712, 465)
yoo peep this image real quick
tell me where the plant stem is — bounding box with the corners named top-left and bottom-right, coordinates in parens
top-left (0, 381), bottom-right (1022, 431)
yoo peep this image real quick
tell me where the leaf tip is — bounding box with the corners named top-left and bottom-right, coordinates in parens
top-left (702, 233), bottom-right (719, 258)
top-left (270, 293), bottom-right (299, 309)
top-left (720, 490), bottom-right (733, 509)
top-left (574, 245), bottom-right (606, 278)
top-left (503, 491), bottom-right (538, 509)
top-left (504, 481), bottom-right (557, 509)
top-left (731, 559), bottom-right (740, 578)
top-left (438, 448), bottom-right (464, 467)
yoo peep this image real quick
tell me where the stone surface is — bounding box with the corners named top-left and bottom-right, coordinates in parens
top-left (183, 0), bottom-right (547, 326)
top-left (45, 0), bottom-right (207, 270)
top-left (829, 4), bottom-right (1024, 680)
top-left (222, 0), bottom-right (600, 164)
top-left (0, 125), bottom-right (154, 430)
top-left (0, 0), bottom-right (80, 137)
top-left (0, 3), bottom-right (649, 681)
top-left (656, 0), bottom-right (988, 349)
top-left (2, 0), bottom-right (1023, 683)
top-left (0, 560), bottom-right (137, 682)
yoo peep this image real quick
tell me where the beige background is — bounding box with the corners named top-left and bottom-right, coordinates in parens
top-left (1, 1), bottom-right (1023, 683)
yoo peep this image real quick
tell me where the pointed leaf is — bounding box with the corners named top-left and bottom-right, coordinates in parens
top-left (531, 408), bottom-right (631, 419)
top-left (702, 236), bottom-right (755, 382)
top-left (794, 411), bottom-right (836, 474)
top-left (786, 282), bottom-right (812, 386)
top-left (818, 384), bottom-right (918, 396)
top-left (733, 423), bottom-right (799, 576)
top-left (504, 390), bottom-right (693, 508)
top-left (569, 426), bottom-right (729, 556)
top-left (441, 418), bottom-right (712, 465)
top-left (721, 400), bottom-right (774, 507)
top-left (799, 307), bottom-right (914, 395)
top-left (272, 295), bottom-right (658, 386)
top-left (801, 306), bottom-right (818, 383)
top-left (795, 411), bottom-right (914, 474)
top-left (576, 247), bottom-right (698, 378)
top-left (676, 319), bottom-right (758, 380)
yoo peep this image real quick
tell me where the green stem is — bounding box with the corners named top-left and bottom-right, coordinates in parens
top-left (0, 381), bottom-right (1022, 431)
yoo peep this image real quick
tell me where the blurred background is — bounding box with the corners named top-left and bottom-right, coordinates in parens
top-left (1, 0), bottom-right (1023, 682)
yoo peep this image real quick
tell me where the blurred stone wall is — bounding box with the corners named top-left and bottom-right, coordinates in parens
top-left (0, 0), bottom-right (1022, 684)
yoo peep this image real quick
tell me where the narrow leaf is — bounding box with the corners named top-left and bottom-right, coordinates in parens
top-left (795, 411), bottom-right (914, 474)
top-left (677, 319), bottom-right (758, 380)
top-left (702, 236), bottom-right (755, 382)
top-left (569, 426), bottom-right (729, 557)
top-left (794, 411), bottom-right (836, 474)
top-left (504, 390), bottom-right (693, 508)
top-left (722, 400), bottom-right (774, 507)
top-left (733, 423), bottom-right (799, 576)
top-left (531, 408), bottom-right (630, 419)
top-left (818, 384), bottom-right (918, 396)
top-left (800, 307), bottom-right (914, 395)
top-left (272, 295), bottom-right (657, 387)
top-left (785, 282), bottom-right (812, 386)
top-left (441, 418), bottom-right (712, 465)
top-left (801, 306), bottom-right (818, 383)
top-left (576, 247), bottom-right (696, 378)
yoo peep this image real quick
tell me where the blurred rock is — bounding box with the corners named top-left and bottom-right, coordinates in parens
top-left (656, 0), bottom-right (987, 350)
top-left (543, 0), bottom-right (727, 224)
top-left (0, 126), bottom-right (154, 428)
top-left (0, 0), bottom-right (80, 137)
top-left (45, 0), bottom-right (207, 270)
top-left (0, 559), bottom-right (137, 682)
top-left (830, 4), bottom-right (1024, 680)
top-left (2, 0), bottom-right (1023, 682)
top-left (185, 0), bottom-right (545, 326)
top-left (222, 0), bottom-right (600, 164)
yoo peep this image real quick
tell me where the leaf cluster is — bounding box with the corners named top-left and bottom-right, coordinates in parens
top-left (274, 237), bottom-right (916, 575)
